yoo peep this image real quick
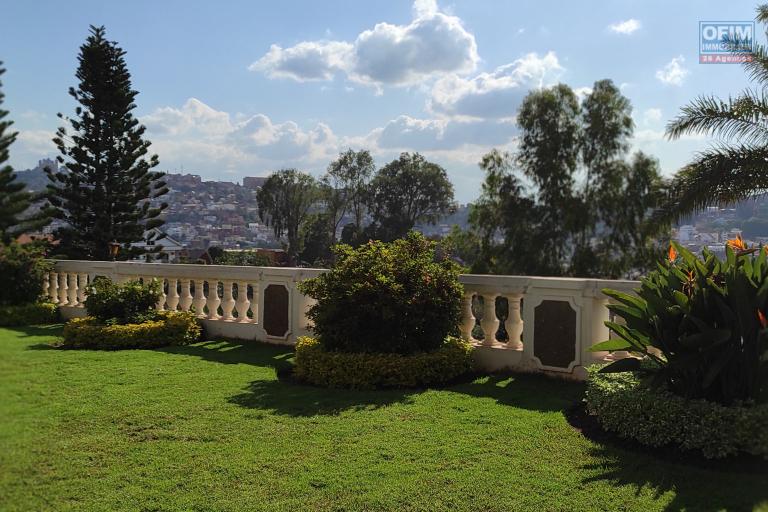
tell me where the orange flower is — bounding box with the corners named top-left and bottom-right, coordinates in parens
top-left (758, 309), bottom-right (768, 329)
top-left (668, 244), bottom-right (677, 263)
top-left (727, 234), bottom-right (747, 251)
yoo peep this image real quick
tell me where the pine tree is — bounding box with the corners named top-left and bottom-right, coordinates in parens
top-left (0, 63), bottom-right (47, 243)
top-left (45, 26), bottom-right (168, 260)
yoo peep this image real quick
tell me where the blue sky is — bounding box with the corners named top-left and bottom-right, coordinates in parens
top-left (0, 0), bottom-right (759, 202)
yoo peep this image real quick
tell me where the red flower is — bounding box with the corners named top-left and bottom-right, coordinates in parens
top-left (668, 244), bottom-right (677, 263)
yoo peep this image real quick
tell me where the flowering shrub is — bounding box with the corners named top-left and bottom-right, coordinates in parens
top-left (84, 277), bottom-right (162, 325)
top-left (293, 336), bottom-right (473, 389)
top-left (0, 302), bottom-right (59, 326)
top-left (60, 311), bottom-right (201, 349)
top-left (298, 232), bottom-right (463, 355)
top-left (592, 238), bottom-right (768, 405)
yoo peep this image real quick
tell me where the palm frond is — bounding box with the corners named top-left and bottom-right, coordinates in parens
top-left (756, 4), bottom-right (768, 24)
top-left (655, 144), bottom-right (768, 222)
top-left (666, 89), bottom-right (768, 144)
top-left (741, 43), bottom-right (768, 86)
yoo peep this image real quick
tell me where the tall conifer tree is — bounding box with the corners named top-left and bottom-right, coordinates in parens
top-left (45, 26), bottom-right (167, 260)
top-left (0, 63), bottom-right (47, 243)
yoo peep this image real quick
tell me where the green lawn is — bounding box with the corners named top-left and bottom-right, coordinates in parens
top-left (1, 325), bottom-right (766, 512)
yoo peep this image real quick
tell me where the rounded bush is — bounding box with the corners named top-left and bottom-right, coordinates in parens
top-left (60, 311), bottom-right (201, 350)
top-left (0, 242), bottom-right (51, 306)
top-left (85, 277), bottom-right (162, 325)
top-left (585, 367), bottom-right (768, 459)
top-left (293, 336), bottom-right (473, 389)
top-left (298, 232), bottom-right (463, 354)
top-left (0, 302), bottom-right (59, 326)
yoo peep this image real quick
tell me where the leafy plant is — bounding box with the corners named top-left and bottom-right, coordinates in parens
top-left (84, 277), bottom-right (161, 325)
top-left (61, 310), bottom-right (201, 349)
top-left (294, 336), bottom-right (473, 389)
top-left (585, 367), bottom-right (768, 459)
top-left (0, 242), bottom-right (52, 305)
top-left (0, 302), bottom-right (59, 326)
top-left (298, 231), bottom-right (463, 355)
top-left (592, 240), bottom-right (768, 405)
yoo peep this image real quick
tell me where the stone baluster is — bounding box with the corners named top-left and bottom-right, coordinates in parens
top-left (77, 274), bottom-right (88, 307)
top-left (505, 294), bottom-right (523, 350)
top-left (67, 273), bottom-right (79, 307)
top-left (459, 292), bottom-right (475, 341)
top-left (179, 279), bottom-right (193, 312)
top-left (58, 273), bottom-right (69, 306)
top-left (249, 282), bottom-right (259, 323)
top-left (42, 273), bottom-right (50, 302)
top-left (221, 280), bottom-right (236, 321)
top-left (156, 278), bottom-right (167, 310)
top-left (49, 273), bottom-right (59, 304)
top-left (193, 279), bottom-right (207, 318)
top-left (166, 278), bottom-right (180, 311)
top-left (480, 293), bottom-right (499, 346)
top-left (235, 281), bottom-right (251, 323)
top-left (206, 280), bottom-right (221, 320)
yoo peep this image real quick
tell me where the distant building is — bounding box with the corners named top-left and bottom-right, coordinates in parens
top-left (131, 228), bottom-right (185, 263)
top-left (165, 174), bottom-right (202, 189)
top-left (243, 176), bottom-right (268, 189)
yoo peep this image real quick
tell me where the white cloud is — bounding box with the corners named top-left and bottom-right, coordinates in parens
top-left (371, 115), bottom-right (517, 151)
top-left (249, 41), bottom-right (354, 82)
top-left (140, 98), bottom-right (340, 174)
top-left (642, 108), bottom-right (663, 125)
top-left (608, 19), bottom-right (641, 35)
top-left (428, 51), bottom-right (564, 119)
top-left (655, 56), bottom-right (689, 86)
top-left (251, 0), bottom-right (479, 89)
top-left (142, 98), bottom-right (232, 136)
top-left (9, 130), bottom-right (57, 169)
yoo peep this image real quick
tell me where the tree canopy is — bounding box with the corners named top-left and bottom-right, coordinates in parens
top-left (0, 63), bottom-right (48, 243)
top-left (44, 26), bottom-right (167, 260)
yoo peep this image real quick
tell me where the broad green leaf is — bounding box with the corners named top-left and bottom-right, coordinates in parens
top-left (589, 338), bottom-right (633, 352)
top-left (598, 357), bottom-right (641, 373)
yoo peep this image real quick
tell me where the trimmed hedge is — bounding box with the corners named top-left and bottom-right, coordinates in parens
top-left (293, 336), bottom-right (473, 389)
top-left (585, 367), bottom-right (768, 459)
top-left (0, 302), bottom-right (59, 326)
top-left (60, 311), bottom-right (201, 350)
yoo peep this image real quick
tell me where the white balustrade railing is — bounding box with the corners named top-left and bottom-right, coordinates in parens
top-left (44, 260), bottom-right (638, 378)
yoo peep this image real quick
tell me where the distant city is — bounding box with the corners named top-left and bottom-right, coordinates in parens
top-left (15, 159), bottom-right (470, 260)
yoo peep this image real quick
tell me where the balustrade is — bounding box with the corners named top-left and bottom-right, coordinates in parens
top-left (44, 260), bottom-right (638, 379)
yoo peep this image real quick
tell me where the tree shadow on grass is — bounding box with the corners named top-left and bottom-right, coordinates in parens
top-left (580, 442), bottom-right (768, 512)
top-left (3, 324), bottom-right (64, 339)
top-left (157, 340), bottom-right (294, 370)
top-left (448, 372), bottom-right (586, 413)
top-left (228, 378), bottom-right (415, 417)
top-left (228, 371), bottom-right (582, 418)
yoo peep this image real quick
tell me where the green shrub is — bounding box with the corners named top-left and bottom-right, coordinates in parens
top-left (0, 302), bottom-right (59, 326)
top-left (60, 311), bottom-right (201, 350)
top-left (0, 242), bottom-right (51, 306)
top-left (585, 367), bottom-right (768, 459)
top-left (293, 336), bottom-right (473, 389)
top-left (85, 277), bottom-right (162, 325)
top-left (298, 232), bottom-right (463, 355)
top-left (214, 251), bottom-right (272, 267)
top-left (592, 241), bottom-right (768, 405)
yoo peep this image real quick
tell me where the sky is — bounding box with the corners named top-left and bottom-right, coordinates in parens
top-left (0, 0), bottom-right (760, 202)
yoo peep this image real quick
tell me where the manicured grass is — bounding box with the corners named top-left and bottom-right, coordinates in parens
top-left (1, 325), bottom-right (766, 511)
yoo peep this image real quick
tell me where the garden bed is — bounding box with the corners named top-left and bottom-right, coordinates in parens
top-left (584, 368), bottom-right (768, 460)
top-left (0, 302), bottom-right (59, 326)
top-left (59, 310), bottom-right (201, 349)
top-left (293, 335), bottom-right (473, 389)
